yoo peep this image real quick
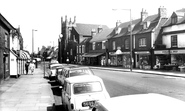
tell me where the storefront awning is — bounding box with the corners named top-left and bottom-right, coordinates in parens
top-left (82, 52), bottom-right (104, 57)
top-left (19, 50), bottom-right (31, 60)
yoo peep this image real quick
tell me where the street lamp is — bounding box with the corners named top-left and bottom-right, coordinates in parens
top-left (32, 29), bottom-right (37, 58)
top-left (58, 34), bottom-right (63, 63)
top-left (112, 8), bottom-right (133, 72)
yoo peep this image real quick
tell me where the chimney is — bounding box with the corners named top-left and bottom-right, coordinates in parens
top-left (91, 29), bottom-right (96, 37)
top-left (158, 6), bottom-right (167, 18)
top-left (73, 16), bottom-right (76, 27)
top-left (141, 8), bottom-right (148, 21)
top-left (116, 20), bottom-right (121, 27)
top-left (98, 25), bottom-right (103, 33)
top-left (65, 15), bottom-right (68, 25)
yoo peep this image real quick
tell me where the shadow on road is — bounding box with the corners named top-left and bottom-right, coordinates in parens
top-left (48, 80), bottom-right (65, 111)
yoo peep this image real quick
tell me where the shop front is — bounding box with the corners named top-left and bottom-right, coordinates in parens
top-left (122, 52), bottom-right (131, 68)
top-left (82, 52), bottom-right (105, 66)
top-left (135, 51), bottom-right (151, 69)
top-left (109, 48), bottom-right (123, 66)
top-left (170, 49), bottom-right (185, 72)
top-left (153, 50), bottom-right (170, 70)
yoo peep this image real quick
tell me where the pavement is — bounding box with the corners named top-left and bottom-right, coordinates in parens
top-left (0, 63), bottom-right (185, 111)
top-left (90, 66), bottom-right (185, 78)
top-left (0, 64), bottom-right (55, 111)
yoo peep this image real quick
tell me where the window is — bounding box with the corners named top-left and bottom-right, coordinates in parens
top-left (102, 41), bottom-right (106, 49)
top-left (124, 39), bottom-right (129, 49)
top-left (79, 45), bottom-right (81, 53)
top-left (112, 41), bottom-right (116, 50)
top-left (70, 49), bottom-right (73, 55)
top-left (82, 45), bottom-right (85, 53)
top-left (77, 46), bottom-right (79, 53)
top-left (5, 33), bottom-right (8, 47)
top-left (116, 27), bottom-right (121, 34)
top-left (171, 35), bottom-right (177, 47)
top-left (143, 21), bottom-right (150, 29)
top-left (93, 42), bottom-right (95, 50)
top-left (139, 38), bottom-right (146, 47)
top-left (171, 17), bottom-right (177, 24)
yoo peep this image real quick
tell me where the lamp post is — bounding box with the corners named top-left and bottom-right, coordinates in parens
top-left (32, 29), bottom-right (37, 59)
top-left (58, 34), bottom-right (63, 63)
top-left (112, 8), bottom-right (133, 72)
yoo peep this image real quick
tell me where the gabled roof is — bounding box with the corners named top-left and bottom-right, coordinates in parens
top-left (74, 23), bottom-right (109, 36)
top-left (163, 9), bottom-right (185, 27)
top-left (79, 37), bottom-right (92, 45)
top-left (0, 13), bottom-right (15, 30)
top-left (90, 28), bottom-right (113, 42)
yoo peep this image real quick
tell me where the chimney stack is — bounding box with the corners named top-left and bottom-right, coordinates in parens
top-left (98, 25), bottom-right (103, 33)
top-left (158, 6), bottom-right (167, 18)
top-left (116, 20), bottom-right (121, 27)
top-left (61, 16), bottom-right (63, 33)
top-left (141, 8), bottom-right (148, 21)
top-left (91, 29), bottom-right (96, 37)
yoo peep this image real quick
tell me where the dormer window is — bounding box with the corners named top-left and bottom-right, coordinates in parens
top-left (92, 42), bottom-right (96, 50)
top-left (171, 17), bottom-right (177, 24)
top-left (143, 21), bottom-right (150, 29)
top-left (128, 24), bottom-right (135, 32)
top-left (116, 27), bottom-right (121, 34)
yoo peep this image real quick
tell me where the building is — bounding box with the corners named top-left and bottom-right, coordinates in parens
top-left (59, 16), bottom-right (109, 64)
top-left (83, 27), bottom-right (113, 66)
top-left (154, 8), bottom-right (185, 71)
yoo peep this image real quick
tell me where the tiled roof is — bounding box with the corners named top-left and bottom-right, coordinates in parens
top-left (74, 23), bottom-right (109, 36)
top-left (163, 11), bottom-right (185, 27)
top-left (90, 28), bottom-right (113, 42)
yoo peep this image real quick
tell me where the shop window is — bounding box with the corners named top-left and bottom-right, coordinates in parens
top-left (171, 35), bottom-right (177, 47)
top-left (139, 38), bottom-right (146, 47)
top-left (112, 41), bottom-right (116, 50)
top-left (124, 39), bottom-right (129, 49)
top-left (93, 42), bottom-right (95, 50)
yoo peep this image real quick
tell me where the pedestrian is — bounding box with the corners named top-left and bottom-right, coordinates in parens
top-left (25, 61), bottom-right (30, 74)
top-left (29, 61), bottom-right (35, 74)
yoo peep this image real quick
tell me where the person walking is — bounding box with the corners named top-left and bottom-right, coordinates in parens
top-left (25, 61), bottom-right (29, 74)
top-left (29, 61), bottom-right (35, 74)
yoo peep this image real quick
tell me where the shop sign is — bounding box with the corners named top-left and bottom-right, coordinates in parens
top-left (170, 49), bottom-right (185, 54)
top-left (154, 50), bottom-right (169, 54)
top-left (135, 51), bottom-right (150, 54)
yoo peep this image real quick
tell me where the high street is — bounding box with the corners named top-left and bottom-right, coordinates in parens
top-left (92, 69), bottom-right (185, 102)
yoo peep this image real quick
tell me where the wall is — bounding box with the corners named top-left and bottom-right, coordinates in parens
top-left (163, 24), bottom-right (185, 33)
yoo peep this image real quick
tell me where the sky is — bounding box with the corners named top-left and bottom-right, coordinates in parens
top-left (0, 0), bottom-right (184, 54)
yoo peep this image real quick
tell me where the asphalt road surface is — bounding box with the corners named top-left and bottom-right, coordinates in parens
top-left (92, 69), bottom-right (185, 102)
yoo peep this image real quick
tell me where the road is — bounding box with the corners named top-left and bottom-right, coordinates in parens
top-left (91, 69), bottom-right (185, 102)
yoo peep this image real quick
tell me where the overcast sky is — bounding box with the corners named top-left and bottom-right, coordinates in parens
top-left (0, 0), bottom-right (184, 53)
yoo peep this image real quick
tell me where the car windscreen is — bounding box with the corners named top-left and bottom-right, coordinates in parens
top-left (69, 68), bottom-right (94, 76)
top-left (73, 82), bottom-right (102, 94)
top-left (51, 65), bottom-right (62, 70)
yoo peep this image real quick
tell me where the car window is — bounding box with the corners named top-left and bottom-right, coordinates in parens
top-left (73, 82), bottom-right (102, 94)
top-left (69, 68), bottom-right (93, 76)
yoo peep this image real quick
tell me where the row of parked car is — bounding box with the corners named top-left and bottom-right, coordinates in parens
top-left (47, 62), bottom-right (185, 111)
top-left (47, 63), bottom-right (110, 111)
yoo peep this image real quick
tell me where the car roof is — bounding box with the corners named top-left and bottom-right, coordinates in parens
top-left (50, 64), bottom-right (63, 67)
top-left (96, 93), bottom-right (185, 111)
top-left (63, 66), bottom-right (90, 70)
top-left (65, 75), bottom-right (103, 84)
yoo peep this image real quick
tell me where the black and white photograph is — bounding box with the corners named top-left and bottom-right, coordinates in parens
top-left (0, 0), bottom-right (185, 111)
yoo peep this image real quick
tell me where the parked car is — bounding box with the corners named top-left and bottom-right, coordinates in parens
top-left (92, 93), bottom-right (185, 111)
top-left (58, 66), bottom-right (94, 86)
top-left (61, 75), bottom-right (110, 111)
top-left (48, 63), bottom-right (63, 80)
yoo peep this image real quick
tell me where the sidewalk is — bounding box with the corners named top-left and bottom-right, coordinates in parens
top-left (89, 66), bottom-right (185, 78)
top-left (0, 65), bottom-right (55, 111)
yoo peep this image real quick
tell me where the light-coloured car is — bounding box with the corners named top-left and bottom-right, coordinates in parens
top-left (48, 63), bottom-right (63, 80)
top-left (61, 75), bottom-right (110, 111)
top-left (92, 93), bottom-right (185, 111)
top-left (58, 66), bottom-right (94, 86)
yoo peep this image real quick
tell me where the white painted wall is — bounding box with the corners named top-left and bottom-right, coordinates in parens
top-left (163, 32), bottom-right (185, 48)
top-left (163, 24), bottom-right (185, 33)
top-left (162, 23), bottom-right (185, 48)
